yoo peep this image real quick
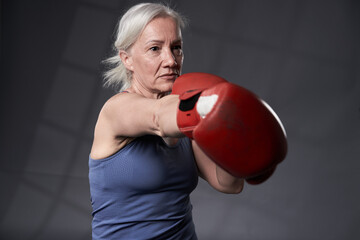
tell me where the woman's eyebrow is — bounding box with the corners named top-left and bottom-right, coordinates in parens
top-left (145, 39), bottom-right (164, 45)
top-left (145, 38), bottom-right (182, 45)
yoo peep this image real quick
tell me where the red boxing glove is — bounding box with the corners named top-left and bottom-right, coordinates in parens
top-left (245, 166), bottom-right (276, 185)
top-left (173, 72), bottom-right (287, 180)
top-left (172, 72), bottom-right (227, 138)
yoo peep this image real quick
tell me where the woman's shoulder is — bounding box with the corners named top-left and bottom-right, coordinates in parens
top-left (103, 91), bottom-right (144, 111)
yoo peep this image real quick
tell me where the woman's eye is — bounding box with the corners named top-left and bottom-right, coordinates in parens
top-left (173, 45), bottom-right (183, 55)
top-left (150, 46), bottom-right (159, 51)
top-left (173, 45), bottom-right (182, 50)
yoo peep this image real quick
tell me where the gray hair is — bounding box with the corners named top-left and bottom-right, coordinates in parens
top-left (103, 3), bottom-right (187, 92)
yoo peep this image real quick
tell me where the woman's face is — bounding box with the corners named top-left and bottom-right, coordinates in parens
top-left (124, 17), bottom-right (183, 96)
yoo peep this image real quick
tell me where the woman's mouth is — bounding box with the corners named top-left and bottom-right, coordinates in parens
top-left (159, 73), bottom-right (178, 80)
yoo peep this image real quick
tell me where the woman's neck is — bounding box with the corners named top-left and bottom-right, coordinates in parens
top-left (127, 80), bottom-right (168, 99)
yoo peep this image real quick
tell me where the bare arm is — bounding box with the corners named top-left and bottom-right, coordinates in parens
top-left (101, 93), bottom-right (182, 137)
top-left (91, 93), bottom-right (183, 159)
top-left (192, 141), bottom-right (244, 194)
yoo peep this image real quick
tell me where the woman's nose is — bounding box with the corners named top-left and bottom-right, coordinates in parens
top-left (163, 49), bottom-right (177, 67)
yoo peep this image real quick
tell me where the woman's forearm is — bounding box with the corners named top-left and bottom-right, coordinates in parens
top-left (216, 165), bottom-right (244, 194)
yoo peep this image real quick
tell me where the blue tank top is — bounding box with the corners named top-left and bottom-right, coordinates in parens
top-left (89, 135), bottom-right (199, 239)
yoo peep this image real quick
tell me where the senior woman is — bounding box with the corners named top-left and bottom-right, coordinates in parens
top-left (89, 2), bottom-right (244, 240)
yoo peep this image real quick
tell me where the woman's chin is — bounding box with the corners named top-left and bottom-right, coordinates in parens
top-left (159, 83), bottom-right (174, 93)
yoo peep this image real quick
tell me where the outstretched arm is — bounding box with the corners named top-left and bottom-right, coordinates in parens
top-left (91, 93), bottom-right (183, 159)
top-left (101, 93), bottom-right (182, 138)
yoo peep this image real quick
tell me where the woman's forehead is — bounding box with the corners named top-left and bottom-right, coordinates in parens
top-left (138, 17), bottom-right (182, 42)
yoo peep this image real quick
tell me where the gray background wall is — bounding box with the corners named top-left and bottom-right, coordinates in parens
top-left (1, 0), bottom-right (359, 239)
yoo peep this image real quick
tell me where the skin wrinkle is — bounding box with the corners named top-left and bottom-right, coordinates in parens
top-left (123, 16), bottom-right (183, 99)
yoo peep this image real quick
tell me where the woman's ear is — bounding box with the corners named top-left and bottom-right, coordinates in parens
top-left (119, 50), bottom-right (134, 71)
